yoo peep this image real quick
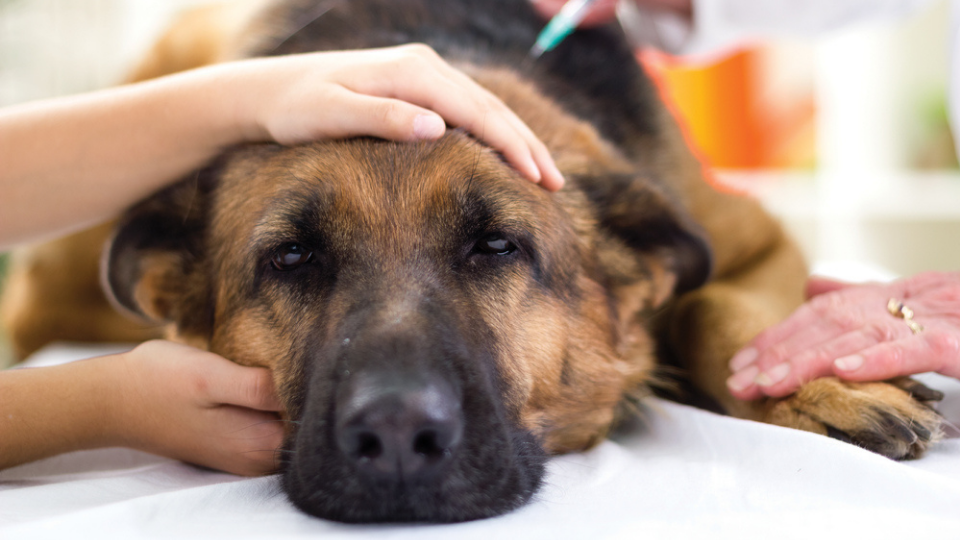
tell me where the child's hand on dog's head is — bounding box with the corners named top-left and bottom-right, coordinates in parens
top-left (0, 44), bottom-right (561, 249)
top-left (232, 44), bottom-right (565, 192)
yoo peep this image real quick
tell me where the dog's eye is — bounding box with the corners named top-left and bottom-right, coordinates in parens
top-left (272, 243), bottom-right (313, 270)
top-left (474, 234), bottom-right (517, 256)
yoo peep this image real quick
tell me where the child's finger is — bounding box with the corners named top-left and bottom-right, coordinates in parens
top-left (341, 48), bottom-right (563, 188)
top-left (206, 361), bottom-right (284, 412)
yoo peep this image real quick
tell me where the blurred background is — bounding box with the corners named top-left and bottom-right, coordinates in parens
top-left (1, 0), bottom-right (958, 365)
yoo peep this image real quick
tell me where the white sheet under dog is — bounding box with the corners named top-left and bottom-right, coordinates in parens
top-left (3, 343), bottom-right (960, 539)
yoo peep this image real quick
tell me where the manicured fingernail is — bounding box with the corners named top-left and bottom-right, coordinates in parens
top-left (726, 365), bottom-right (759, 392)
top-left (729, 347), bottom-right (758, 372)
top-left (413, 114), bottom-right (445, 139)
top-left (756, 363), bottom-right (790, 387)
top-left (834, 355), bottom-right (863, 371)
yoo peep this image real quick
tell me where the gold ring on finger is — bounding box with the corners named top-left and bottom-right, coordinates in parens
top-left (887, 298), bottom-right (924, 335)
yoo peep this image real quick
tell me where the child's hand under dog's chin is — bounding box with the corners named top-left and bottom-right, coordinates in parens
top-left (0, 341), bottom-right (284, 475)
top-left (109, 340), bottom-right (286, 476)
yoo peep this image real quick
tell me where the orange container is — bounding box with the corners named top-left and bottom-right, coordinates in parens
top-left (640, 47), bottom-right (816, 170)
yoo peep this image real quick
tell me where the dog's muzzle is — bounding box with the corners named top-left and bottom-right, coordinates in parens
top-left (335, 371), bottom-right (464, 483)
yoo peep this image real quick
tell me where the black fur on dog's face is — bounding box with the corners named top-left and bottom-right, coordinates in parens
top-left (104, 132), bottom-right (710, 522)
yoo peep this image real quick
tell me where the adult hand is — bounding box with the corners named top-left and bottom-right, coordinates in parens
top-left (726, 272), bottom-right (960, 400)
top-left (529, 0), bottom-right (692, 27)
top-left (234, 44), bottom-right (563, 191)
top-left (113, 340), bottom-right (285, 476)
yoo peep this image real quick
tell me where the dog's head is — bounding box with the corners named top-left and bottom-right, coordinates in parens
top-left (103, 129), bottom-right (709, 522)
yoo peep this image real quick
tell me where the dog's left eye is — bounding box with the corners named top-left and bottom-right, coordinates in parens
top-left (474, 234), bottom-right (517, 256)
top-left (272, 243), bottom-right (314, 270)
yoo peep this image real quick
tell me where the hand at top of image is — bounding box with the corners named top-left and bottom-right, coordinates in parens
top-left (529, 0), bottom-right (692, 27)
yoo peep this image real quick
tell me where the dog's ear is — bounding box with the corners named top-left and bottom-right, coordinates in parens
top-left (102, 168), bottom-right (218, 340)
top-left (578, 172), bottom-right (713, 301)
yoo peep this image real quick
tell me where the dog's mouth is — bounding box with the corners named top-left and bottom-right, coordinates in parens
top-left (277, 320), bottom-right (547, 523)
top-left (279, 372), bottom-right (546, 523)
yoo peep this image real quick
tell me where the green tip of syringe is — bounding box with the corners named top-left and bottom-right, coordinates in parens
top-left (530, 16), bottom-right (576, 58)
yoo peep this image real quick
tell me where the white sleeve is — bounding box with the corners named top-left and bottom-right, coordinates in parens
top-left (618, 0), bottom-right (935, 57)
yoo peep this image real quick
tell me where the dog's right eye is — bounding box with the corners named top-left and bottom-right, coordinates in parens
top-left (272, 243), bottom-right (314, 271)
top-left (474, 234), bottom-right (517, 256)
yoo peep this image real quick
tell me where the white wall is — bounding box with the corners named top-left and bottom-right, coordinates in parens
top-left (0, 0), bottom-right (214, 105)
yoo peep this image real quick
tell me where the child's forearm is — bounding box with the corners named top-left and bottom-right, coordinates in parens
top-left (0, 67), bottom-right (243, 248)
top-left (0, 46), bottom-right (563, 249)
top-left (0, 356), bottom-right (123, 470)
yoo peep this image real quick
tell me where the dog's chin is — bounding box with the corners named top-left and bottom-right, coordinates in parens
top-left (280, 427), bottom-right (546, 523)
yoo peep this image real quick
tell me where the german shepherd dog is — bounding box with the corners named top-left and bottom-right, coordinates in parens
top-left (0, 0), bottom-right (944, 524)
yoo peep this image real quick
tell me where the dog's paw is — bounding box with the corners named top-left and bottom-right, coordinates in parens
top-left (762, 376), bottom-right (943, 460)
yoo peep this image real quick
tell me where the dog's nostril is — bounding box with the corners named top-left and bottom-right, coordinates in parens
top-left (413, 429), bottom-right (447, 460)
top-left (356, 432), bottom-right (383, 461)
top-left (336, 373), bottom-right (463, 482)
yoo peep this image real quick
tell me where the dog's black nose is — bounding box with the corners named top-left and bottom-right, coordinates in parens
top-left (335, 373), bottom-right (463, 482)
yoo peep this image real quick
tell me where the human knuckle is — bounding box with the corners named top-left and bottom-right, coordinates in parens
top-left (801, 348), bottom-right (831, 366)
top-left (398, 46), bottom-right (435, 67)
top-left (402, 42), bottom-right (435, 56)
top-left (926, 330), bottom-right (960, 358)
top-left (940, 283), bottom-right (960, 302)
top-left (761, 345), bottom-right (790, 367)
top-left (373, 100), bottom-right (404, 126)
top-left (809, 293), bottom-right (843, 319)
top-left (871, 345), bottom-right (904, 373)
top-left (826, 309), bottom-right (860, 331)
top-left (862, 320), bottom-right (898, 343)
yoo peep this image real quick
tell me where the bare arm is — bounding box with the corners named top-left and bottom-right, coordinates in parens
top-left (0, 44), bottom-right (563, 249)
top-left (0, 341), bottom-right (284, 476)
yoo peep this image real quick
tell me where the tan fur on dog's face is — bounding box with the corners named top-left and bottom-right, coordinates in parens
top-left (167, 132), bottom-right (656, 453)
top-left (104, 88), bottom-right (709, 522)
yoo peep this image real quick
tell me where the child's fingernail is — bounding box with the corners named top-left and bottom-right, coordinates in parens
top-left (413, 114), bottom-right (445, 139)
top-left (834, 355), bottom-right (863, 371)
top-left (545, 160), bottom-right (564, 188)
top-left (727, 365), bottom-right (759, 392)
top-left (756, 363), bottom-right (790, 387)
top-left (729, 347), bottom-right (758, 372)
top-left (523, 155), bottom-right (543, 183)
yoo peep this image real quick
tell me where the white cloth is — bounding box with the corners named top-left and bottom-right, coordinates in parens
top-left (3, 343), bottom-right (960, 539)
